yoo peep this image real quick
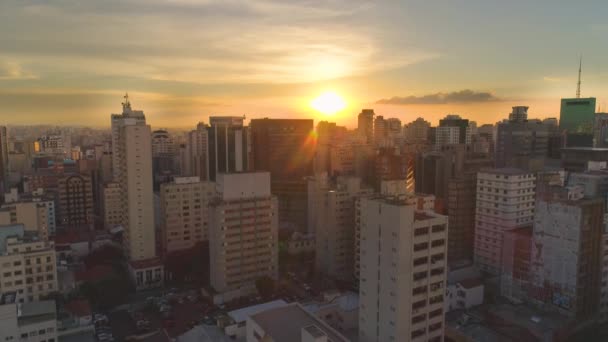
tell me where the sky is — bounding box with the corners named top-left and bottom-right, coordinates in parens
top-left (1, 0), bottom-right (608, 129)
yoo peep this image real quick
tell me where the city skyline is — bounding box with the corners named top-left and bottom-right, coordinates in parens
top-left (2, 0), bottom-right (608, 128)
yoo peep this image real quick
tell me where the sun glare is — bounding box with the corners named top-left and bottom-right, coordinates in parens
top-left (311, 91), bottom-right (346, 116)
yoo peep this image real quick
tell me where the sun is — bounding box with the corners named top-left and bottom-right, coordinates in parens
top-left (311, 91), bottom-right (346, 116)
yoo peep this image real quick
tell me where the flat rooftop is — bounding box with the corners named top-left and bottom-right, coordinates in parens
top-left (250, 303), bottom-right (349, 342)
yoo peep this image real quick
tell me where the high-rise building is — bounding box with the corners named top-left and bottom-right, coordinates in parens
top-left (159, 177), bottom-right (215, 255)
top-left (529, 185), bottom-right (603, 321)
top-left (186, 122), bottom-right (208, 180)
top-left (403, 118), bottom-right (431, 142)
top-left (438, 114), bottom-right (469, 144)
top-left (358, 194), bottom-right (447, 342)
top-left (0, 201), bottom-right (52, 241)
top-left (207, 116), bottom-right (249, 182)
top-left (373, 115), bottom-right (387, 146)
top-left (495, 107), bottom-right (554, 170)
top-left (435, 126), bottom-right (460, 146)
top-left (209, 172), bottom-right (278, 298)
top-left (0, 126), bottom-right (8, 193)
top-left (250, 119), bottom-right (314, 231)
top-left (151, 129), bottom-right (177, 189)
top-left (560, 97), bottom-right (596, 134)
top-left (57, 174), bottom-right (93, 228)
top-left (309, 175), bottom-right (372, 281)
top-left (0, 228), bottom-right (57, 303)
top-left (111, 95), bottom-right (158, 262)
top-left (357, 109), bottom-right (375, 144)
top-left (373, 147), bottom-right (415, 192)
top-left (314, 121), bottom-right (348, 175)
top-left (474, 169), bottom-right (536, 276)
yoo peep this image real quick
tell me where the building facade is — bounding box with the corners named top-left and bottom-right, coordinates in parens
top-left (57, 174), bottom-right (93, 227)
top-left (358, 194), bottom-right (447, 342)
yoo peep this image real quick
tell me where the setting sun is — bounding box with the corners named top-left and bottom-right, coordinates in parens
top-left (311, 91), bottom-right (347, 116)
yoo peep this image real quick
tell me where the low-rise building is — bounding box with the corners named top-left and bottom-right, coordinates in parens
top-left (0, 296), bottom-right (57, 342)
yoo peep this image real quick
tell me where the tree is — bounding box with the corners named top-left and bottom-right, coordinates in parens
top-left (255, 276), bottom-right (275, 299)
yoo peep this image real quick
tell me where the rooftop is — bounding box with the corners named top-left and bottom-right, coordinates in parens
top-left (250, 303), bottom-right (349, 342)
top-left (227, 300), bottom-right (287, 324)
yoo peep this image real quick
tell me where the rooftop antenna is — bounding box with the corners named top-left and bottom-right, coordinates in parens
top-left (576, 56), bottom-right (582, 98)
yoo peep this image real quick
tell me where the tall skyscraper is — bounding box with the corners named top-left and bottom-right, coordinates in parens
top-left (151, 129), bottom-right (177, 189)
top-left (403, 118), bottom-right (431, 142)
top-left (357, 109), bottom-right (375, 144)
top-left (250, 118), bottom-right (314, 231)
top-left (358, 194), bottom-right (447, 342)
top-left (438, 114), bottom-right (470, 144)
top-left (373, 115), bottom-right (386, 146)
top-left (209, 172), bottom-right (278, 298)
top-left (207, 116), bottom-right (249, 182)
top-left (111, 95), bottom-right (157, 261)
top-left (474, 169), bottom-right (536, 276)
top-left (560, 97), bottom-right (596, 147)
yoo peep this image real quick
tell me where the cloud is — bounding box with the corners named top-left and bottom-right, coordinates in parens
top-left (376, 89), bottom-right (501, 105)
top-left (0, 0), bottom-right (434, 84)
top-left (542, 76), bottom-right (563, 82)
top-left (0, 61), bottom-right (36, 80)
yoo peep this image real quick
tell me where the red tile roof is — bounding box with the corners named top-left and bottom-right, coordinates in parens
top-left (65, 299), bottom-right (92, 317)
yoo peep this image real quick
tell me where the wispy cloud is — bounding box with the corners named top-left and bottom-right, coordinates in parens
top-left (376, 89), bottom-right (501, 105)
top-left (542, 76), bottom-right (563, 82)
top-left (0, 60), bottom-right (36, 80)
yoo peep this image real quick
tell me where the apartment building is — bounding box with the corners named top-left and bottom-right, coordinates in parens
top-left (0, 201), bottom-right (52, 241)
top-left (0, 231), bottom-right (57, 303)
top-left (101, 182), bottom-right (122, 230)
top-left (309, 175), bottom-right (373, 281)
top-left (209, 172), bottom-right (278, 300)
top-left (160, 177), bottom-right (216, 255)
top-left (358, 194), bottom-right (448, 342)
top-left (57, 173), bottom-right (93, 227)
top-left (474, 168), bottom-right (536, 276)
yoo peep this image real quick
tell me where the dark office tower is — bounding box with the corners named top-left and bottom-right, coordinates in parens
top-left (357, 109), bottom-right (375, 144)
top-left (0, 126), bottom-right (8, 194)
top-left (151, 129), bottom-right (177, 190)
top-left (250, 118), bottom-right (314, 232)
top-left (373, 115), bottom-right (386, 146)
top-left (58, 173), bottom-right (94, 228)
top-left (446, 154), bottom-right (493, 263)
top-left (207, 116), bottom-right (249, 182)
top-left (495, 106), bottom-right (552, 171)
top-left (439, 114), bottom-right (469, 144)
top-left (559, 61), bottom-right (596, 147)
top-left (373, 147), bottom-right (415, 192)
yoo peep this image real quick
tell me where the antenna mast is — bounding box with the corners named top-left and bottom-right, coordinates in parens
top-left (576, 56), bottom-right (582, 98)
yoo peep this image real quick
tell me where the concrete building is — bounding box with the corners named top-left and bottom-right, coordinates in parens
top-left (435, 126), bottom-right (460, 146)
top-left (101, 182), bottom-right (121, 230)
top-left (185, 122), bottom-right (208, 180)
top-left (495, 107), bottom-right (554, 170)
top-left (111, 96), bottom-right (157, 262)
top-left (0, 298), bottom-right (57, 342)
top-left (373, 148), bottom-right (415, 192)
top-left (207, 116), bottom-right (249, 182)
top-left (209, 172), bottom-right (278, 300)
top-left (358, 194), bottom-right (447, 342)
top-left (500, 225), bottom-right (533, 301)
top-left (403, 118), bottom-right (431, 142)
top-left (159, 177), bottom-right (216, 255)
top-left (373, 115), bottom-right (387, 146)
top-left (474, 168), bottom-right (536, 276)
top-left (246, 303), bottom-right (350, 342)
top-left (0, 233), bottom-right (58, 303)
top-left (151, 129), bottom-right (177, 188)
top-left (0, 201), bottom-right (52, 241)
top-left (357, 109), bottom-right (375, 144)
top-left (594, 112), bottom-right (608, 148)
top-left (438, 114), bottom-right (470, 144)
top-left (309, 175), bottom-right (372, 281)
top-left (57, 174), bottom-right (93, 228)
top-left (529, 185), bottom-right (603, 321)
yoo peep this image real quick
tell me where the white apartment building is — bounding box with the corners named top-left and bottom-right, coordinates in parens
top-left (111, 96), bottom-right (156, 261)
top-left (0, 233), bottom-right (57, 303)
top-left (359, 195), bottom-right (448, 342)
top-left (435, 126), bottom-right (460, 146)
top-left (474, 168), bottom-right (535, 275)
top-left (160, 177), bottom-right (216, 254)
top-left (102, 182), bottom-right (122, 230)
top-left (209, 172), bottom-right (278, 300)
top-left (0, 299), bottom-right (57, 342)
top-left (309, 175), bottom-right (373, 281)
